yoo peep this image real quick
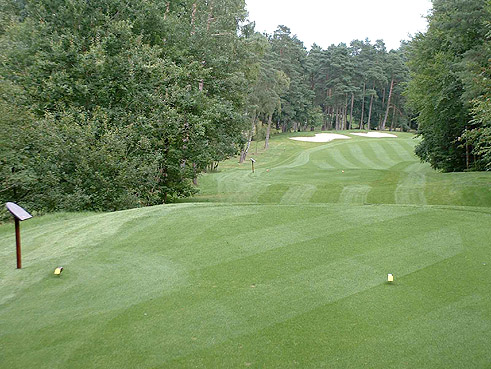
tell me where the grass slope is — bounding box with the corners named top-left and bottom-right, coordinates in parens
top-left (195, 132), bottom-right (491, 207)
top-left (1, 131), bottom-right (490, 368)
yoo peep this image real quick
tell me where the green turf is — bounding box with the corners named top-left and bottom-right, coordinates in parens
top-left (194, 132), bottom-right (491, 207)
top-left (1, 131), bottom-right (490, 368)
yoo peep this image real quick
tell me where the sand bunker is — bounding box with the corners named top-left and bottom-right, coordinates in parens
top-left (350, 132), bottom-right (397, 138)
top-left (290, 133), bottom-right (351, 143)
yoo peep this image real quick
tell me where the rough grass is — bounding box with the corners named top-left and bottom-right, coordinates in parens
top-left (1, 131), bottom-right (490, 368)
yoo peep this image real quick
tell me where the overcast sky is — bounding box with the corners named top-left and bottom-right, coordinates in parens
top-left (245, 0), bottom-right (432, 50)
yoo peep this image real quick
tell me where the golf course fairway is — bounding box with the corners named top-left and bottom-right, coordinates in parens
top-left (1, 132), bottom-right (490, 368)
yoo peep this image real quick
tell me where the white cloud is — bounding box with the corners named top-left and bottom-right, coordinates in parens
top-left (246, 0), bottom-right (431, 50)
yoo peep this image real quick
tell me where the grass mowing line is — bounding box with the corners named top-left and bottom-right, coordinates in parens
top-left (137, 226), bottom-right (465, 368)
top-left (147, 205), bottom-right (437, 272)
top-left (338, 294), bottom-right (491, 368)
top-left (379, 139), bottom-right (415, 163)
top-left (339, 185), bottom-right (372, 204)
top-left (190, 208), bottom-right (467, 293)
top-left (61, 222), bottom-right (465, 368)
top-left (1, 203), bottom-right (489, 368)
top-left (395, 162), bottom-right (428, 205)
top-left (279, 184), bottom-right (317, 204)
top-left (0, 204), bottom-right (198, 307)
top-left (346, 142), bottom-right (387, 169)
top-left (312, 159), bottom-right (336, 170)
top-left (197, 131), bottom-right (489, 208)
top-left (366, 141), bottom-right (401, 168)
top-left (247, 141), bottom-right (297, 169)
top-left (275, 143), bottom-right (332, 169)
top-left (389, 139), bottom-right (419, 160)
top-left (323, 147), bottom-right (361, 169)
top-left (357, 141), bottom-right (393, 169)
top-left (341, 142), bottom-right (383, 170)
top-left (275, 139), bottom-right (357, 170)
top-left (1, 131), bottom-right (490, 368)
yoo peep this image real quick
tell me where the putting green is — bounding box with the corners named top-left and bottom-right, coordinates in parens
top-left (1, 131), bottom-right (490, 368)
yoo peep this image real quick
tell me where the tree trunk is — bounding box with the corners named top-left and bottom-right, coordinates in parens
top-left (349, 92), bottom-right (354, 130)
top-left (240, 112), bottom-right (257, 163)
top-left (190, 2), bottom-right (197, 35)
top-left (164, 2), bottom-right (170, 20)
top-left (360, 83), bottom-right (365, 129)
top-left (379, 87), bottom-right (386, 129)
top-left (329, 106), bottom-right (334, 130)
top-left (338, 106), bottom-right (342, 130)
top-left (322, 106), bottom-right (327, 130)
top-left (206, 1), bottom-right (214, 31)
top-left (192, 162), bottom-right (198, 185)
top-left (367, 87), bottom-right (374, 131)
top-left (382, 76), bottom-right (394, 130)
top-left (390, 104), bottom-right (396, 131)
top-left (335, 106), bottom-right (339, 130)
top-left (343, 94), bottom-right (348, 130)
top-left (264, 113), bottom-right (273, 149)
top-left (339, 106), bottom-right (346, 131)
top-left (343, 105), bottom-right (347, 130)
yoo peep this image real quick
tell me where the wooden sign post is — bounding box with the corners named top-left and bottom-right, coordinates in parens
top-left (250, 158), bottom-right (256, 173)
top-left (5, 202), bottom-right (32, 269)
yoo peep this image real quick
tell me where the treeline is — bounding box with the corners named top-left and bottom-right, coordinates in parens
top-left (0, 0), bottom-right (410, 212)
top-left (239, 26), bottom-right (411, 160)
top-left (1, 0), bottom-right (253, 211)
top-left (407, 0), bottom-right (490, 171)
top-left (1, 0), bottom-right (489, 213)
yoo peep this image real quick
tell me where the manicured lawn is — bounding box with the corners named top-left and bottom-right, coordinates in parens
top-left (195, 132), bottom-right (491, 207)
top-left (1, 131), bottom-right (490, 368)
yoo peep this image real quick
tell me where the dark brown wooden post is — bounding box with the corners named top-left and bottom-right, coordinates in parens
top-left (6, 202), bottom-right (32, 269)
top-left (15, 218), bottom-right (21, 269)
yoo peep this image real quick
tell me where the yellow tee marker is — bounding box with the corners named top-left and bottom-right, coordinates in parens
top-left (387, 273), bottom-right (394, 282)
top-left (54, 267), bottom-right (64, 275)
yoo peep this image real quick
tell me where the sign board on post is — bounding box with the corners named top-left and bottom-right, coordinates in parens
top-left (5, 202), bottom-right (32, 269)
top-left (250, 158), bottom-right (256, 173)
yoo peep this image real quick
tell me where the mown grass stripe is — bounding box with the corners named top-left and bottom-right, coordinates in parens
top-left (389, 140), bottom-right (418, 161)
top-left (339, 185), bottom-right (372, 204)
top-left (367, 141), bottom-right (400, 168)
top-left (1, 131), bottom-right (490, 369)
top-left (347, 142), bottom-right (386, 169)
top-left (379, 139), bottom-right (411, 163)
top-left (280, 184), bottom-right (317, 204)
top-left (395, 162), bottom-right (427, 205)
top-left (323, 148), bottom-right (360, 169)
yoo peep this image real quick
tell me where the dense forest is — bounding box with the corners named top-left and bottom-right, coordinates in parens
top-left (0, 0), bottom-right (489, 213)
top-left (407, 0), bottom-right (490, 172)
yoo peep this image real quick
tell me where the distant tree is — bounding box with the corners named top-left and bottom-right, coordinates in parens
top-left (270, 26), bottom-right (313, 132)
top-left (381, 50), bottom-right (408, 131)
